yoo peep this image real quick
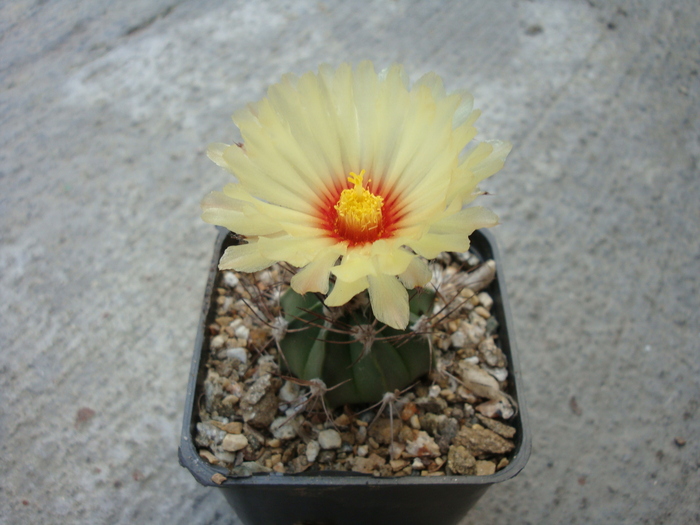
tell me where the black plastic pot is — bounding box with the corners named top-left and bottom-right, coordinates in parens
top-left (179, 228), bottom-right (530, 525)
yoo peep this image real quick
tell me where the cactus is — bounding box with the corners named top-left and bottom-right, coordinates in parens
top-left (279, 285), bottom-right (436, 407)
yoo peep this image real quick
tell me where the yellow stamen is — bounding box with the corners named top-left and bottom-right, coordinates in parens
top-left (334, 170), bottom-right (384, 242)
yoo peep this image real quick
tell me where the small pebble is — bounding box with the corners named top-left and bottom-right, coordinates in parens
top-left (483, 366), bottom-right (508, 382)
top-left (318, 429), bottom-right (342, 450)
top-left (210, 334), bottom-right (227, 350)
top-left (405, 431), bottom-right (441, 458)
top-left (352, 453), bottom-right (386, 474)
top-left (412, 458), bottom-right (426, 470)
top-left (317, 450), bottom-right (336, 464)
top-left (334, 414), bottom-right (351, 427)
top-left (270, 416), bottom-right (299, 440)
top-left (278, 381), bottom-right (301, 403)
top-left (475, 399), bottom-right (515, 419)
top-left (474, 306), bottom-right (491, 319)
top-left (409, 414), bottom-right (421, 429)
top-left (225, 347), bottom-right (247, 364)
top-left (306, 440), bottom-right (321, 462)
top-left (356, 445), bottom-right (369, 457)
top-left (390, 459), bottom-right (409, 471)
top-left (199, 450), bottom-right (219, 464)
top-left (400, 402), bottom-right (418, 421)
top-left (211, 473), bottom-right (227, 485)
top-left (222, 433), bottom-right (248, 452)
top-left (216, 316), bottom-right (234, 327)
top-left (475, 460), bottom-right (496, 476)
top-left (674, 437), bottom-right (686, 447)
top-left (477, 292), bottom-right (493, 310)
top-left (447, 445), bottom-right (476, 475)
top-left (223, 272), bottom-right (239, 287)
top-left (355, 425), bottom-right (367, 444)
top-left (234, 325), bottom-right (250, 341)
top-left (450, 331), bottom-right (467, 348)
top-left (219, 421), bottom-right (243, 434)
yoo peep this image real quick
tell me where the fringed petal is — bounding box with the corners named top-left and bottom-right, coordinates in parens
top-left (207, 143), bottom-right (233, 171)
top-left (404, 206), bottom-right (499, 258)
top-left (429, 206), bottom-right (500, 235)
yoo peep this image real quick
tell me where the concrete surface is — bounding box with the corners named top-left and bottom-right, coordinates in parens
top-left (1, 1), bottom-right (698, 523)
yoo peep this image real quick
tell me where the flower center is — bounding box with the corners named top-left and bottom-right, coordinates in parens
top-left (334, 170), bottom-right (384, 244)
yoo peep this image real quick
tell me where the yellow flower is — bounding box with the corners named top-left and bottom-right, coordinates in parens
top-left (202, 62), bottom-right (510, 329)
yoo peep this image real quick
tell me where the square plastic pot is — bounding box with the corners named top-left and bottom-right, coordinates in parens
top-left (179, 228), bottom-right (530, 525)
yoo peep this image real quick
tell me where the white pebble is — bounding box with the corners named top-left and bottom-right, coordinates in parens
top-left (223, 272), bottom-right (239, 287)
top-left (234, 325), bottom-right (250, 341)
top-left (270, 416), bottom-right (299, 440)
top-left (357, 445), bottom-right (369, 457)
top-left (483, 365), bottom-right (509, 382)
top-left (318, 429), bottom-right (342, 450)
top-left (210, 334), bottom-right (227, 350)
top-left (450, 331), bottom-right (467, 348)
top-left (478, 292), bottom-right (493, 310)
top-left (412, 458), bottom-right (425, 470)
top-left (279, 380), bottom-right (301, 403)
top-left (225, 347), bottom-right (248, 364)
top-left (306, 440), bottom-right (321, 463)
top-left (405, 431), bottom-right (440, 458)
top-left (428, 385), bottom-right (441, 398)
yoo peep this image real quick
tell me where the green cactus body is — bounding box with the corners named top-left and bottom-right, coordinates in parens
top-left (279, 286), bottom-right (435, 407)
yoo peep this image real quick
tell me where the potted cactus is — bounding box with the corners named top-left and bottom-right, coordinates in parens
top-left (179, 62), bottom-right (530, 525)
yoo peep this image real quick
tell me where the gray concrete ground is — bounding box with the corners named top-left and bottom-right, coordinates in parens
top-left (1, 1), bottom-right (698, 523)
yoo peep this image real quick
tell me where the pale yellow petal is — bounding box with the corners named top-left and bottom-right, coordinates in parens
top-left (405, 233), bottom-right (468, 260)
top-left (331, 253), bottom-right (376, 282)
top-left (451, 90), bottom-right (475, 128)
top-left (221, 143), bottom-right (317, 214)
top-left (257, 236), bottom-right (335, 268)
top-left (404, 206), bottom-right (499, 258)
top-left (200, 191), bottom-right (283, 236)
top-left (290, 248), bottom-right (343, 295)
top-left (218, 243), bottom-right (274, 272)
top-left (222, 183), bottom-right (323, 235)
top-left (207, 143), bottom-right (233, 171)
top-left (375, 246), bottom-right (415, 276)
top-left (429, 206), bottom-right (500, 235)
top-left (325, 276), bottom-right (369, 307)
top-left (470, 140), bottom-right (512, 182)
top-left (319, 63), bottom-right (361, 176)
top-left (398, 257), bottom-right (432, 289)
top-left (367, 274), bottom-right (409, 329)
